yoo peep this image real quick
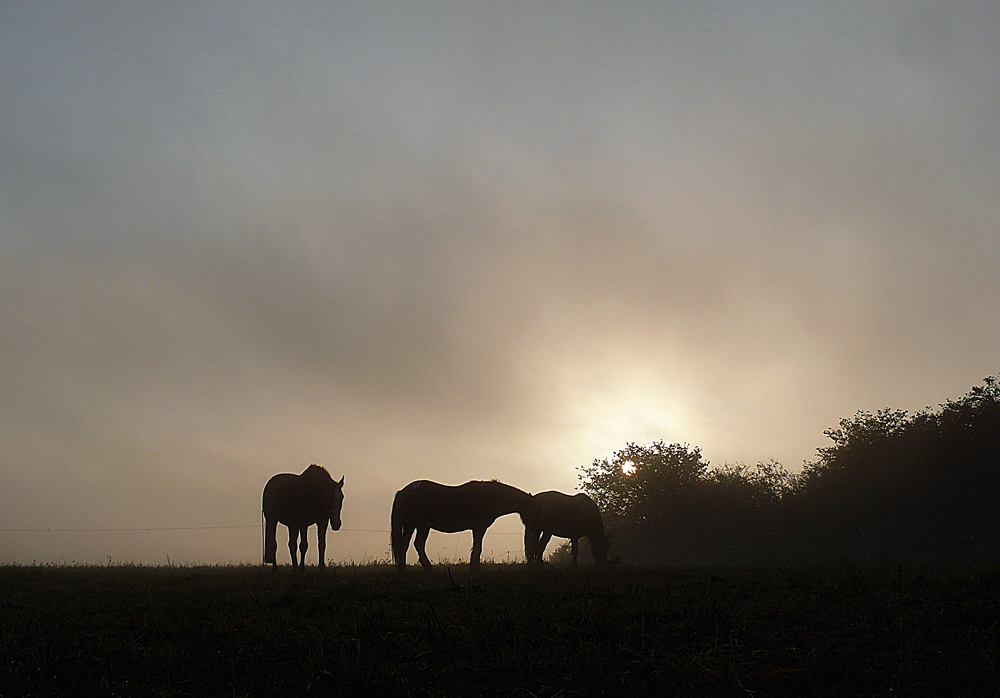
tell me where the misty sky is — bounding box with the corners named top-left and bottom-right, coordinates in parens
top-left (3, 2), bottom-right (999, 565)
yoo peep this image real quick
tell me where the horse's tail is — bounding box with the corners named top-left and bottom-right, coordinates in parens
top-left (263, 511), bottom-right (278, 565)
top-left (390, 490), bottom-right (406, 569)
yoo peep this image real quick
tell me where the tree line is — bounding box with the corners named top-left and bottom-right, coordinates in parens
top-left (576, 376), bottom-right (1000, 565)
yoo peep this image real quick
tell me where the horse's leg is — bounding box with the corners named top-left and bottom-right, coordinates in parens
top-left (396, 525), bottom-right (416, 571)
top-left (298, 527), bottom-right (309, 571)
top-left (536, 532), bottom-right (553, 564)
top-left (317, 520), bottom-right (328, 570)
top-left (414, 528), bottom-right (432, 572)
top-left (264, 517), bottom-right (278, 565)
top-left (524, 526), bottom-right (540, 565)
top-left (571, 538), bottom-right (579, 567)
top-left (470, 527), bottom-right (486, 572)
top-left (287, 526), bottom-right (299, 569)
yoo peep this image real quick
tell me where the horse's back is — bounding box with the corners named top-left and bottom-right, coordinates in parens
top-left (396, 479), bottom-right (442, 495)
top-left (394, 479), bottom-right (447, 508)
top-left (392, 479), bottom-right (525, 533)
top-left (532, 490), bottom-right (595, 513)
top-left (393, 480), bottom-right (437, 518)
top-left (529, 490), bottom-right (604, 538)
top-left (395, 479), bottom-right (486, 502)
top-left (262, 471), bottom-right (325, 526)
top-left (393, 480), bottom-right (465, 531)
top-left (262, 473), bottom-right (296, 509)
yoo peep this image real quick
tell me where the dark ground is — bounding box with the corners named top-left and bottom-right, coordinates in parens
top-left (2, 562), bottom-right (1000, 696)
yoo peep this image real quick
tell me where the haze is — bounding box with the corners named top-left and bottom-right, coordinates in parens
top-left (3, 2), bottom-right (999, 565)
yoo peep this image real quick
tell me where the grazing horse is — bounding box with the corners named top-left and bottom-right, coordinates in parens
top-left (262, 464), bottom-right (344, 570)
top-left (522, 491), bottom-right (609, 567)
top-left (391, 479), bottom-right (531, 572)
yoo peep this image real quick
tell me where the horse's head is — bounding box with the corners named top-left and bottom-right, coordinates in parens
top-left (328, 475), bottom-right (345, 530)
top-left (591, 533), bottom-right (610, 567)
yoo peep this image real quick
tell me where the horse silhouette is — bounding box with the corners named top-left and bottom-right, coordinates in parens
top-left (522, 491), bottom-right (609, 567)
top-left (262, 464), bottom-right (344, 570)
top-left (391, 479), bottom-right (531, 572)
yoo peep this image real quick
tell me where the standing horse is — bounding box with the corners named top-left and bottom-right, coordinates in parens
top-left (522, 491), bottom-right (609, 567)
top-left (391, 479), bottom-right (531, 572)
top-left (262, 464), bottom-right (344, 570)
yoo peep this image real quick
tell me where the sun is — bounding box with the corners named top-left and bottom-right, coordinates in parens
top-left (622, 460), bottom-right (637, 476)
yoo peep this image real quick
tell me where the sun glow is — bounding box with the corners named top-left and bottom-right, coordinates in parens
top-left (545, 350), bottom-right (699, 481)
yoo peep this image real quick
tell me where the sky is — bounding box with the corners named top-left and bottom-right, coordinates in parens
top-left (2, 1), bottom-right (999, 566)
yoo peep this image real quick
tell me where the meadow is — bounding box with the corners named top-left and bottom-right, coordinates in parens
top-left (3, 562), bottom-right (1000, 697)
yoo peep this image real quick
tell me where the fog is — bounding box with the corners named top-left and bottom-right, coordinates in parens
top-left (2, 1), bottom-right (998, 564)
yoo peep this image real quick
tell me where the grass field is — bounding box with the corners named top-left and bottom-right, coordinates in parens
top-left (3, 561), bottom-right (1000, 696)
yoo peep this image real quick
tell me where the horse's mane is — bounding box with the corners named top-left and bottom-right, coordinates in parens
top-left (481, 479), bottom-right (526, 492)
top-left (302, 463), bottom-right (331, 478)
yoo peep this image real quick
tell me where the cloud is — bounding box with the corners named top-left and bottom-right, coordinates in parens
top-left (2, 1), bottom-right (999, 563)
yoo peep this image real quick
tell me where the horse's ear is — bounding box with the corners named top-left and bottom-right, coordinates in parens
top-left (338, 476), bottom-right (345, 487)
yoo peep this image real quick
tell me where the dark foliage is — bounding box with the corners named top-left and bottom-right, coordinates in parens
top-left (579, 376), bottom-right (1000, 565)
top-left (787, 376), bottom-right (1000, 563)
top-left (578, 442), bottom-right (796, 564)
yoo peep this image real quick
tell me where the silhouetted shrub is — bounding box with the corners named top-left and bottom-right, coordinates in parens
top-left (579, 376), bottom-right (1000, 564)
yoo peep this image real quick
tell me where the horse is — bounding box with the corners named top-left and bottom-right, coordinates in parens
top-left (262, 464), bottom-right (344, 570)
top-left (522, 491), bottom-right (609, 567)
top-left (391, 479), bottom-right (531, 572)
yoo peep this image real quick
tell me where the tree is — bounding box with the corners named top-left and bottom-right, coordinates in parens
top-left (704, 459), bottom-right (794, 512)
top-left (574, 375), bottom-right (1000, 564)
top-left (577, 441), bottom-right (708, 525)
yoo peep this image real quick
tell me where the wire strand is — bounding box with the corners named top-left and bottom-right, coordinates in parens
top-left (0, 526), bottom-right (525, 535)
